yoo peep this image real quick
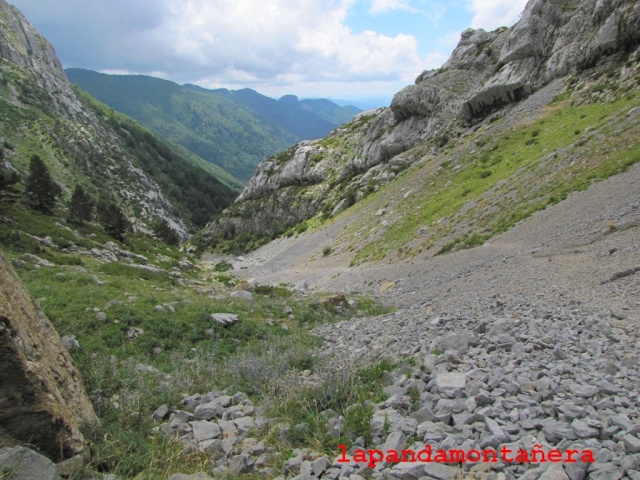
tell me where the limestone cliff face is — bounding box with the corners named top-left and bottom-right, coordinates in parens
top-left (0, 252), bottom-right (98, 460)
top-left (200, 0), bottom-right (640, 246)
top-left (0, 0), bottom-right (190, 236)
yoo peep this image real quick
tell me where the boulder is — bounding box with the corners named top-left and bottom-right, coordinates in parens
top-left (0, 252), bottom-right (97, 460)
top-left (0, 446), bottom-right (60, 480)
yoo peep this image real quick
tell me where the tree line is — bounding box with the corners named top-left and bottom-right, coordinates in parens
top-left (0, 153), bottom-right (179, 245)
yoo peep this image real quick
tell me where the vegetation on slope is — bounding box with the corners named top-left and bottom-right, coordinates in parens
top-left (0, 56), bottom-right (239, 232)
top-left (214, 73), bottom-right (640, 263)
top-left (341, 79), bottom-right (640, 264)
top-left (0, 202), bottom-right (391, 478)
top-left (72, 87), bottom-right (239, 229)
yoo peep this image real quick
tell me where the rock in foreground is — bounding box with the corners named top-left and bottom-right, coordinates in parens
top-left (0, 252), bottom-right (97, 460)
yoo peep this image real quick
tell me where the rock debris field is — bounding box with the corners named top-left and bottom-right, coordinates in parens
top-left (173, 164), bottom-right (640, 479)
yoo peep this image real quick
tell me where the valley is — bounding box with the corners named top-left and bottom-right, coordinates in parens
top-left (1, 0), bottom-right (640, 478)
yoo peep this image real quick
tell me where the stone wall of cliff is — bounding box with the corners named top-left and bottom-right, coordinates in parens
top-left (0, 251), bottom-right (97, 460)
top-left (200, 0), bottom-right (640, 248)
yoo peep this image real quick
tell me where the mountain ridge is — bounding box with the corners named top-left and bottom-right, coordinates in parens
top-left (66, 69), bottom-right (361, 182)
top-left (199, 0), bottom-right (640, 256)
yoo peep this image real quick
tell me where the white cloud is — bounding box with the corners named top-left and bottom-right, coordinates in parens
top-left (9, 0), bottom-right (438, 97)
top-left (467, 0), bottom-right (528, 30)
top-left (437, 31), bottom-right (463, 49)
top-left (369, 0), bottom-right (419, 14)
top-left (129, 0), bottom-right (427, 92)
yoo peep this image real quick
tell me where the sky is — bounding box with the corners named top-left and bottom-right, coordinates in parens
top-left (9, 0), bottom-right (528, 104)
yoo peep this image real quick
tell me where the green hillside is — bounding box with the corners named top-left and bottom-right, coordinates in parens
top-left (66, 69), bottom-right (361, 182)
top-left (0, 63), bottom-right (238, 234)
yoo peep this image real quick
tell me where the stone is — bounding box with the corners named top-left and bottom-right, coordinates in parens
top-left (178, 259), bottom-right (196, 270)
top-left (127, 327), bottom-right (144, 339)
top-left (438, 333), bottom-right (478, 354)
top-left (571, 419), bottom-right (599, 438)
top-left (0, 253), bottom-right (97, 460)
top-left (435, 372), bottom-right (466, 398)
top-left (234, 416), bottom-right (255, 435)
top-left (484, 417), bottom-right (509, 444)
top-left (228, 452), bottom-right (254, 474)
top-left (211, 313), bottom-right (239, 327)
top-left (541, 419), bottom-right (577, 443)
top-left (422, 462), bottom-right (457, 479)
top-left (0, 446), bottom-right (59, 480)
top-left (381, 431), bottom-right (406, 454)
top-left (168, 473), bottom-right (214, 480)
top-left (55, 454), bottom-right (84, 478)
top-left (191, 420), bottom-right (221, 442)
top-left (152, 404), bottom-right (170, 421)
top-left (61, 335), bottom-right (80, 352)
top-left (312, 456), bottom-right (331, 477)
top-left (538, 464), bottom-right (570, 480)
top-left (623, 434), bottom-right (640, 454)
top-left (230, 290), bottom-right (253, 301)
top-left (571, 385), bottom-right (599, 398)
top-left (22, 253), bottom-right (55, 267)
top-left (129, 264), bottom-right (165, 275)
top-left (388, 461), bottom-right (427, 478)
top-left (194, 401), bottom-right (225, 420)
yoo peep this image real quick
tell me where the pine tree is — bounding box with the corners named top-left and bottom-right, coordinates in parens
top-left (153, 218), bottom-right (180, 246)
top-left (98, 201), bottom-right (130, 242)
top-left (68, 185), bottom-right (94, 225)
top-left (25, 154), bottom-right (60, 212)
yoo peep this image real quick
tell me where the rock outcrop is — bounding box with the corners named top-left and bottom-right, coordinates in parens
top-left (0, 0), bottom-right (197, 237)
top-left (0, 251), bottom-right (97, 460)
top-left (201, 0), bottom-right (640, 247)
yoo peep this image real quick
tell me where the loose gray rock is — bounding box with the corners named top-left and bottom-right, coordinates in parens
top-left (230, 290), bottom-right (253, 301)
top-left (211, 313), bottom-right (239, 327)
top-left (0, 446), bottom-right (60, 480)
top-left (61, 335), bottom-right (80, 352)
top-left (435, 371), bottom-right (466, 398)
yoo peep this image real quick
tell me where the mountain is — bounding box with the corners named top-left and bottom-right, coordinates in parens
top-left (199, 0), bottom-right (640, 255)
top-left (65, 69), bottom-right (361, 182)
top-left (0, 0), bottom-right (238, 235)
top-left (286, 96), bottom-right (362, 126)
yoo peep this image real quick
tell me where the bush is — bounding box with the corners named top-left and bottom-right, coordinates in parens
top-left (213, 260), bottom-right (232, 272)
top-left (98, 200), bottom-right (130, 242)
top-left (322, 245), bottom-right (332, 256)
top-left (68, 184), bottom-right (94, 225)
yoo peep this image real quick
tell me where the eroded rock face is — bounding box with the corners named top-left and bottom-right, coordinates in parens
top-left (0, 252), bottom-right (97, 460)
top-left (201, 0), bottom-right (640, 245)
top-left (0, 0), bottom-right (190, 238)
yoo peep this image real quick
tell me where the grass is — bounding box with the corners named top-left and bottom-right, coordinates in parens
top-left (264, 357), bottom-right (396, 457)
top-left (345, 91), bottom-right (640, 263)
top-left (0, 203), bottom-right (396, 479)
top-left (0, 201), bottom-right (393, 478)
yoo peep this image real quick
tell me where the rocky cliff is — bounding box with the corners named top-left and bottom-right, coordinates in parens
top-left (0, 251), bottom-right (97, 460)
top-left (0, 0), bottom-right (236, 236)
top-left (200, 0), bottom-right (640, 250)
